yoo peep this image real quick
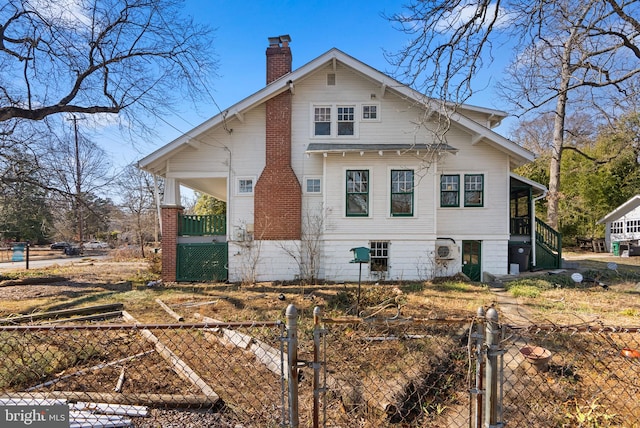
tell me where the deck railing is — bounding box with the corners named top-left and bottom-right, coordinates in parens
top-left (178, 214), bottom-right (226, 236)
top-left (535, 217), bottom-right (562, 269)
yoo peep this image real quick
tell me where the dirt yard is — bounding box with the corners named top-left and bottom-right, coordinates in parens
top-left (1, 251), bottom-right (639, 427)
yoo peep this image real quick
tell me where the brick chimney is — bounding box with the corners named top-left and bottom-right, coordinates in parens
top-left (266, 35), bottom-right (292, 84)
top-left (254, 35), bottom-right (302, 240)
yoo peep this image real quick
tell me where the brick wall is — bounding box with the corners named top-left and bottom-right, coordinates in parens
top-left (161, 206), bottom-right (182, 282)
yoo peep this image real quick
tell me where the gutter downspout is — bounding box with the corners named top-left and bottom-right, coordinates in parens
top-left (531, 190), bottom-right (548, 268)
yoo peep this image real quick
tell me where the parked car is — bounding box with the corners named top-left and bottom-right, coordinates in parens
top-left (84, 241), bottom-right (109, 249)
top-left (50, 242), bottom-right (71, 250)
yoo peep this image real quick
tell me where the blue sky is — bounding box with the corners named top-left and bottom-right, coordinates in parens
top-left (102, 0), bottom-right (514, 170)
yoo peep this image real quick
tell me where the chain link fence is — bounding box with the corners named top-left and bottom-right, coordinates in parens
top-left (501, 324), bottom-right (640, 427)
top-left (0, 308), bottom-right (639, 427)
top-left (0, 322), bottom-right (287, 427)
top-left (314, 315), bottom-right (475, 427)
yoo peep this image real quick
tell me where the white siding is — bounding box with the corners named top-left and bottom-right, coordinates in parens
top-left (228, 241), bottom-right (302, 283)
top-left (166, 61), bottom-right (517, 282)
top-left (605, 205), bottom-right (640, 250)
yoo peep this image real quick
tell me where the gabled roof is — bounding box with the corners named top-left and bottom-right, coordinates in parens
top-left (139, 48), bottom-right (534, 172)
top-left (597, 195), bottom-right (640, 224)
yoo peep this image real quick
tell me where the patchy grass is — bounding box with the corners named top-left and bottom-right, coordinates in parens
top-left (499, 258), bottom-right (640, 325)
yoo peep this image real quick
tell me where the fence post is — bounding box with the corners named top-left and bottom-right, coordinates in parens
top-left (313, 306), bottom-right (322, 428)
top-left (484, 307), bottom-right (503, 428)
top-left (472, 307), bottom-right (485, 428)
top-left (286, 304), bottom-right (299, 428)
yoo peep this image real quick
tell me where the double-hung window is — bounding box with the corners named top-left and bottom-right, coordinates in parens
top-left (464, 174), bottom-right (484, 207)
top-left (391, 170), bottom-right (414, 216)
top-left (314, 107), bottom-right (331, 136)
top-left (440, 175), bottom-right (459, 207)
top-left (313, 104), bottom-right (358, 137)
top-left (337, 106), bottom-right (355, 135)
top-left (346, 170), bottom-right (369, 216)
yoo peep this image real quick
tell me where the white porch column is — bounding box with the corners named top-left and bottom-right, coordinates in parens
top-left (163, 178), bottom-right (182, 206)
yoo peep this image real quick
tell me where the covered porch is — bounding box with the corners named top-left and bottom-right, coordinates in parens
top-left (156, 176), bottom-right (230, 282)
top-left (510, 173), bottom-right (561, 270)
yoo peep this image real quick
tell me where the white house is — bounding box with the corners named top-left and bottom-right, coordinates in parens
top-left (139, 35), bottom-right (557, 283)
top-left (597, 195), bottom-right (640, 252)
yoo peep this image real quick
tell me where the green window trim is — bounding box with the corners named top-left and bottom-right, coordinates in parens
top-left (391, 169), bottom-right (414, 216)
top-left (464, 174), bottom-right (484, 207)
top-left (346, 169), bottom-right (369, 217)
top-left (440, 174), bottom-right (460, 207)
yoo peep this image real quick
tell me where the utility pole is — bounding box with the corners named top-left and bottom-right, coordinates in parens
top-left (68, 115), bottom-right (84, 245)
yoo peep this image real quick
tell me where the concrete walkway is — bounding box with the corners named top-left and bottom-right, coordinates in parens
top-left (488, 282), bottom-right (535, 326)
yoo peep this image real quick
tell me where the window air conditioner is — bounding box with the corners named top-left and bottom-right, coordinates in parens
top-left (435, 238), bottom-right (458, 260)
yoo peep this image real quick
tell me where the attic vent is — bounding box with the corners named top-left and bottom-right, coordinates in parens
top-left (327, 73), bottom-right (336, 86)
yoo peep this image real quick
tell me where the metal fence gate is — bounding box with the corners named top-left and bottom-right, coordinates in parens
top-left (176, 242), bottom-right (228, 282)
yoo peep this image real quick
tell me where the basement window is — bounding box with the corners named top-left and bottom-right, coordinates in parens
top-left (369, 241), bottom-right (389, 272)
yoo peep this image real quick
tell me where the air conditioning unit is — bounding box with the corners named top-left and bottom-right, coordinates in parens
top-left (435, 239), bottom-right (458, 260)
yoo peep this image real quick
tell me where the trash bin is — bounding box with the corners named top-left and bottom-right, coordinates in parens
top-left (612, 241), bottom-right (620, 256)
top-left (508, 242), bottom-right (531, 272)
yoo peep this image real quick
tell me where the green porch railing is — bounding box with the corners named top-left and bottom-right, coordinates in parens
top-left (535, 217), bottom-right (562, 269)
top-left (179, 214), bottom-right (226, 236)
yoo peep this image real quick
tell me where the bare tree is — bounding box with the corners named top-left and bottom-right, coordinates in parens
top-left (44, 121), bottom-right (112, 242)
top-left (387, 0), bottom-right (640, 229)
top-left (279, 204), bottom-right (324, 284)
top-left (116, 164), bottom-right (162, 257)
top-left (0, 0), bottom-right (216, 130)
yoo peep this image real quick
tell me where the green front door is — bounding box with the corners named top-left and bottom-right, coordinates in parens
top-left (462, 240), bottom-right (482, 281)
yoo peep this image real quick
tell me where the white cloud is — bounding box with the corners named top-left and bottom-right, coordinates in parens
top-left (435, 2), bottom-right (511, 33)
top-left (26, 0), bottom-right (92, 28)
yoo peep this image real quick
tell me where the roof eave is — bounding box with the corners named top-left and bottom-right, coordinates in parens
top-left (597, 195), bottom-right (640, 224)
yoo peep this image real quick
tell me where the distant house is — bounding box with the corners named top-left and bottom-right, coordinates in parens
top-left (597, 195), bottom-right (640, 251)
top-left (138, 35), bottom-right (559, 283)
